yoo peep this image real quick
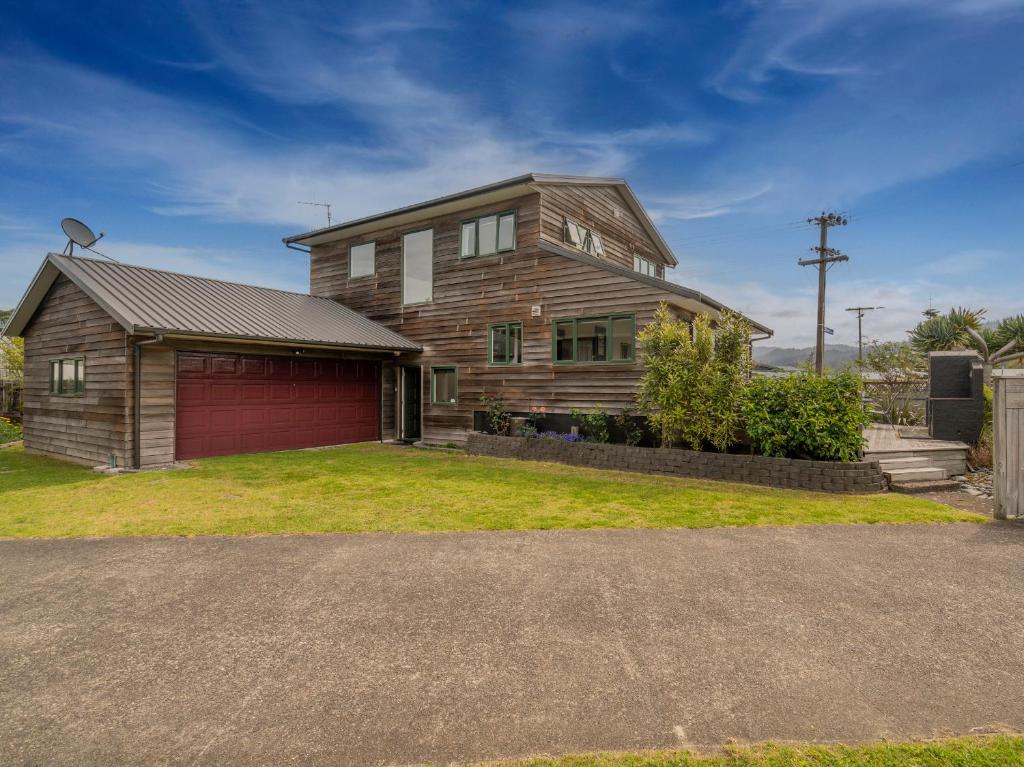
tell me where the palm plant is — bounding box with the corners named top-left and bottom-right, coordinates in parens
top-left (909, 308), bottom-right (1023, 380)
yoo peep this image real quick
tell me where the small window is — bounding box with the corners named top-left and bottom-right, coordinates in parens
top-left (552, 315), bottom-right (635, 364)
top-left (349, 242), bottom-right (375, 278)
top-left (563, 218), bottom-right (605, 258)
top-left (634, 255), bottom-right (660, 278)
top-left (402, 228), bottom-right (433, 305)
top-left (489, 322), bottom-right (523, 365)
top-left (49, 357), bottom-right (85, 395)
top-left (431, 366), bottom-right (458, 405)
top-left (460, 211), bottom-right (516, 258)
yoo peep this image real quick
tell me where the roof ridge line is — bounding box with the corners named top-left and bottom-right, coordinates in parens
top-left (46, 252), bottom-right (321, 301)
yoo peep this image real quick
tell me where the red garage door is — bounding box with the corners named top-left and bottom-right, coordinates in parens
top-left (175, 352), bottom-right (380, 460)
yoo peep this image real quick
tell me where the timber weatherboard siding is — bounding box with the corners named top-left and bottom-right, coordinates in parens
top-left (22, 275), bottom-right (132, 467)
top-left (310, 187), bottom-right (694, 445)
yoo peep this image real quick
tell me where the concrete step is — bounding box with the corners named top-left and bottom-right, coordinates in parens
top-left (864, 448), bottom-right (968, 462)
top-left (876, 455), bottom-right (967, 474)
top-left (884, 466), bottom-right (949, 482)
top-left (889, 478), bottom-right (961, 494)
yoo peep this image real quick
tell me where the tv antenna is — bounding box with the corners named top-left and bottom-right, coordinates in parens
top-left (60, 218), bottom-right (116, 261)
top-left (298, 200), bottom-right (332, 227)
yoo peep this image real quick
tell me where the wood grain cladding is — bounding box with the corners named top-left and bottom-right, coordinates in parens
top-left (21, 276), bottom-right (132, 466)
top-left (310, 187), bottom-right (692, 444)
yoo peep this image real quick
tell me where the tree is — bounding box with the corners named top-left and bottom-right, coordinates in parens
top-left (636, 304), bottom-right (751, 451)
top-left (861, 341), bottom-right (926, 425)
top-left (0, 337), bottom-right (23, 384)
top-left (908, 307), bottom-right (1023, 381)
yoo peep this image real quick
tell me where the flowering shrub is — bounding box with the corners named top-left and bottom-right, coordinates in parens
top-left (535, 431), bottom-right (586, 442)
top-left (0, 416), bottom-right (22, 443)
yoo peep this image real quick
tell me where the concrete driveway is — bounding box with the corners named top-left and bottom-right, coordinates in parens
top-left (2, 523), bottom-right (1023, 766)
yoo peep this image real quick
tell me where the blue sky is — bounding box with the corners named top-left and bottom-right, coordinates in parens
top-left (2, 0), bottom-right (1022, 347)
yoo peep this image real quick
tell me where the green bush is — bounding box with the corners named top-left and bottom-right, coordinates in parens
top-left (0, 416), bottom-right (22, 443)
top-left (570, 404), bottom-right (610, 444)
top-left (741, 372), bottom-right (870, 462)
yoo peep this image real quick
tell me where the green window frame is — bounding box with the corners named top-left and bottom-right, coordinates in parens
top-left (430, 365), bottom-right (458, 406)
top-left (348, 240), bottom-right (376, 279)
top-left (551, 314), bottom-right (636, 364)
top-left (488, 322), bottom-right (523, 366)
top-left (460, 210), bottom-right (516, 258)
top-left (48, 357), bottom-right (85, 396)
top-left (402, 228), bottom-right (434, 306)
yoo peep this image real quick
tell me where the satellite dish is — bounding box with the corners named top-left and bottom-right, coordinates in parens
top-left (61, 217), bottom-right (104, 255)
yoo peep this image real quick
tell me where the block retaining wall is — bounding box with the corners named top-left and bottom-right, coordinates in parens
top-left (465, 433), bottom-right (886, 494)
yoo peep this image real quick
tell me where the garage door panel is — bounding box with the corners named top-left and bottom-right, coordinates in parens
top-left (175, 352), bottom-right (379, 460)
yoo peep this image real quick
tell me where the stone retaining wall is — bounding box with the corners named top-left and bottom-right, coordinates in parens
top-left (466, 433), bottom-right (886, 494)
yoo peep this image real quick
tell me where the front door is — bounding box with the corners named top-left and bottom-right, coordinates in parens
top-left (400, 365), bottom-right (422, 441)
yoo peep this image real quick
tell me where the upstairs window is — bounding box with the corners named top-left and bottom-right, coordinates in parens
top-left (461, 211), bottom-right (516, 258)
top-left (633, 255), bottom-right (660, 278)
top-left (563, 218), bottom-right (605, 258)
top-left (402, 228), bottom-right (433, 305)
top-left (49, 358), bottom-right (85, 395)
top-left (489, 322), bottom-right (523, 366)
top-left (349, 241), bottom-right (375, 278)
top-left (552, 315), bottom-right (635, 364)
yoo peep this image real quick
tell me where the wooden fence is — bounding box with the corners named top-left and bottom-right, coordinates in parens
top-left (993, 369), bottom-right (1024, 520)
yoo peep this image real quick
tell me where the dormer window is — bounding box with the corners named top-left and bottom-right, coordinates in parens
top-left (563, 218), bottom-right (605, 258)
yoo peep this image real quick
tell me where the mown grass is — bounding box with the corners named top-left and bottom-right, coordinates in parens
top-left (470, 736), bottom-right (1024, 766)
top-left (0, 443), bottom-right (979, 539)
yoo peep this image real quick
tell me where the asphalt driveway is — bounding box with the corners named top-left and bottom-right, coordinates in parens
top-left (2, 523), bottom-right (1023, 766)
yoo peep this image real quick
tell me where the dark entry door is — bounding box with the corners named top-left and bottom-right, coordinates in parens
top-left (175, 352), bottom-right (380, 459)
top-left (401, 365), bottom-right (422, 441)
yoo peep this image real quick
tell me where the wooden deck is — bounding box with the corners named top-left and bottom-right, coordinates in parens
top-left (863, 424), bottom-right (968, 454)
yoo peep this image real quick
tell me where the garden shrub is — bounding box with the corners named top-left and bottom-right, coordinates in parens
top-left (741, 372), bottom-right (870, 462)
top-left (637, 304), bottom-right (751, 450)
top-left (479, 394), bottom-right (511, 436)
top-left (0, 416), bottom-right (21, 443)
top-left (570, 404), bottom-right (610, 444)
top-left (613, 409), bottom-right (644, 447)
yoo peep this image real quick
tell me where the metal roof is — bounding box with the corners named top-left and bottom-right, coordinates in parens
top-left (3, 253), bottom-right (421, 352)
top-left (283, 173), bottom-right (679, 267)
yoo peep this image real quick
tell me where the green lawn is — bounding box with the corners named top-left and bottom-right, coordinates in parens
top-left (468, 737), bottom-right (1024, 766)
top-left (0, 443), bottom-right (979, 539)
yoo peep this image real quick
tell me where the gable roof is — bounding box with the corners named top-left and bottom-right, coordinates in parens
top-left (2, 253), bottom-right (421, 353)
top-left (283, 173), bottom-right (679, 267)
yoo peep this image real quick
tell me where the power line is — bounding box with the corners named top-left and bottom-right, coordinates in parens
top-left (799, 212), bottom-right (849, 375)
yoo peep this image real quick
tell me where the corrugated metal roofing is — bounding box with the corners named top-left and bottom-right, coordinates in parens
top-left (12, 253), bottom-right (420, 352)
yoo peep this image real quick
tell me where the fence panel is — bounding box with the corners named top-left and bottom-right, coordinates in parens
top-left (993, 370), bottom-right (1024, 520)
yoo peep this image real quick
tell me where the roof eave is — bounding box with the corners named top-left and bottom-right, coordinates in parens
top-left (137, 327), bottom-right (422, 354)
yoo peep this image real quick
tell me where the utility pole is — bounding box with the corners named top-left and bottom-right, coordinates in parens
top-left (799, 212), bottom-right (849, 375)
top-left (845, 305), bottom-right (883, 363)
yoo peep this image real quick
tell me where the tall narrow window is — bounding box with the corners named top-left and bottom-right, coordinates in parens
top-left (349, 242), bottom-right (375, 278)
top-left (489, 322), bottom-right (523, 365)
top-left (554, 320), bottom-right (574, 362)
top-left (431, 366), bottom-right (458, 405)
top-left (402, 229), bottom-right (433, 305)
top-left (460, 211), bottom-right (516, 258)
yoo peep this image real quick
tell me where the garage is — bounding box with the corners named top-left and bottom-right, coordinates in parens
top-left (175, 352), bottom-right (380, 460)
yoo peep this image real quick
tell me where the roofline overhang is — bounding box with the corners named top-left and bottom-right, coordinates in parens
top-left (139, 329), bottom-right (421, 354)
top-left (282, 173), bottom-right (678, 266)
top-left (536, 241), bottom-right (773, 337)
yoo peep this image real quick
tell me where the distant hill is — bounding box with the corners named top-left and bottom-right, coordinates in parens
top-left (753, 344), bottom-right (860, 370)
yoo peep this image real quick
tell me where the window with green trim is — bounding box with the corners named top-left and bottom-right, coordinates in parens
top-left (489, 322), bottom-right (523, 365)
top-left (460, 211), bottom-right (516, 258)
top-left (349, 241), bottom-right (375, 278)
top-left (48, 358), bottom-right (85, 395)
top-left (552, 315), bottom-right (635, 364)
top-left (430, 366), bottom-right (458, 405)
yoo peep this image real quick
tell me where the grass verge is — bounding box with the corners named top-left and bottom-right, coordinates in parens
top-left (0, 443), bottom-right (979, 539)
top-left (469, 736), bottom-right (1023, 766)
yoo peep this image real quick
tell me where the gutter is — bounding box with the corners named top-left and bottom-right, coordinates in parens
top-left (133, 335), bottom-right (163, 470)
